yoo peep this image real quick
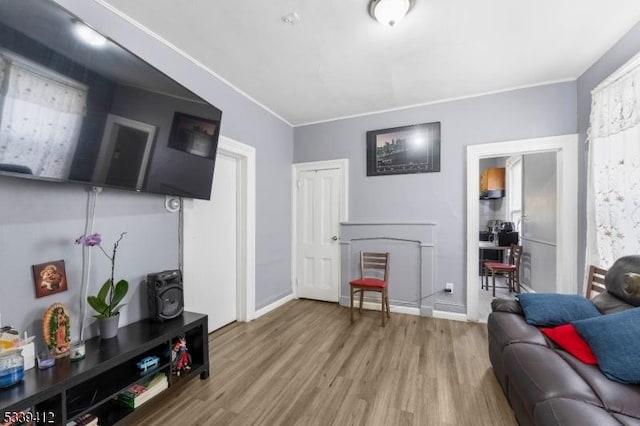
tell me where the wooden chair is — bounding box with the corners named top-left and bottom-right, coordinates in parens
top-left (585, 265), bottom-right (607, 300)
top-left (349, 252), bottom-right (390, 326)
top-left (484, 245), bottom-right (523, 297)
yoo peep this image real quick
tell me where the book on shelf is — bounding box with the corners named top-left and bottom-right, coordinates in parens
top-left (66, 413), bottom-right (98, 426)
top-left (116, 372), bottom-right (168, 408)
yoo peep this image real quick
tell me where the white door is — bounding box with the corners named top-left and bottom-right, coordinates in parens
top-left (295, 167), bottom-right (342, 302)
top-left (506, 155), bottom-right (523, 228)
top-left (521, 152), bottom-right (557, 292)
top-left (184, 153), bottom-right (238, 331)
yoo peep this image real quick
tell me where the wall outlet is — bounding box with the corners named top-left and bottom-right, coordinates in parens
top-left (445, 282), bottom-right (454, 294)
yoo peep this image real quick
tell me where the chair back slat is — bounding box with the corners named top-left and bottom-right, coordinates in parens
top-left (509, 245), bottom-right (523, 269)
top-left (510, 245), bottom-right (523, 292)
top-left (586, 265), bottom-right (607, 299)
top-left (360, 252), bottom-right (389, 282)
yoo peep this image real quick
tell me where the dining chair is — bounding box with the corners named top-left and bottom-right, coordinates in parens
top-left (585, 265), bottom-right (607, 300)
top-left (349, 252), bottom-right (390, 326)
top-left (484, 245), bottom-right (523, 297)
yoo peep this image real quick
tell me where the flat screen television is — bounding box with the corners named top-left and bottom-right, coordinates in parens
top-left (0, 0), bottom-right (222, 200)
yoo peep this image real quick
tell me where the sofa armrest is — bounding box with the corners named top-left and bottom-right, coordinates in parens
top-left (491, 298), bottom-right (523, 315)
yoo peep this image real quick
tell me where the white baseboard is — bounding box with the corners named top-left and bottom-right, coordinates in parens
top-left (432, 310), bottom-right (468, 322)
top-left (352, 300), bottom-right (421, 316)
top-left (254, 294), bottom-right (294, 319)
top-left (519, 283), bottom-right (535, 293)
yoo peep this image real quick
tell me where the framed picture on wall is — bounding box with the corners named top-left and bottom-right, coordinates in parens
top-left (168, 112), bottom-right (220, 159)
top-left (32, 260), bottom-right (68, 298)
top-left (366, 121), bottom-right (441, 176)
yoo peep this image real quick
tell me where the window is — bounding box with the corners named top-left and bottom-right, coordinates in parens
top-left (0, 51), bottom-right (87, 178)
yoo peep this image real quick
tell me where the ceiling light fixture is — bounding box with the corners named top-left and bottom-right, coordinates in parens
top-left (282, 12), bottom-right (300, 25)
top-left (73, 21), bottom-right (107, 47)
top-left (369, 0), bottom-right (414, 27)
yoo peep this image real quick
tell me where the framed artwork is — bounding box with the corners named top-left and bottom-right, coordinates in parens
top-left (366, 121), bottom-right (441, 176)
top-left (32, 260), bottom-right (68, 298)
top-left (168, 112), bottom-right (220, 159)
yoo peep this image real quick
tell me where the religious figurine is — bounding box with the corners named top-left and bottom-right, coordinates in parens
top-left (171, 334), bottom-right (191, 376)
top-left (42, 303), bottom-right (71, 358)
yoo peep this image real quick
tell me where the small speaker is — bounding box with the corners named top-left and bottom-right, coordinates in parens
top-left (147, 269), bottom-right (184, 321)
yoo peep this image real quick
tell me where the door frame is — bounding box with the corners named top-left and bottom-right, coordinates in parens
top-left (291, 159), bottom-right (349, 300)
top-left (505, 155), bottom-right (523, 226)
top-left (183, 135), bottom-right (256, 323)
top-left (218, 136), bottom-right (256, 322)
top-left (466, 134), bottom-right (578, 321)
top-left (93, 113), bottom-right (156, 189)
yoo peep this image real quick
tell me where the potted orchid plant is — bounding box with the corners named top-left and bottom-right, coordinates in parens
top-left (76, 232), bottom-right (128, 339)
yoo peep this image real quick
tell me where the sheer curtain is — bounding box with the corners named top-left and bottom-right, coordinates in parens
top-left (586, 57), bottom-right (640, 269)
top-left (0, 53), bottom-right (87, 178)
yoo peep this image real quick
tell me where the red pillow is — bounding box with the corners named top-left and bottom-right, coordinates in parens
top-left (541, 324), bottom-right (598, 365)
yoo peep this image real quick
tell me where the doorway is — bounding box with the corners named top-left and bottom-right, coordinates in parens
top-left (292, 159), bottom-right (348, 302)
top-left (92, 114), bottom-right (156, 190)
top-left (466, 134), bottom-right (578, 322)
top-left (183, 136), bottom-right (256, 332)
top-left (520, 151), bottom-right (558, 291)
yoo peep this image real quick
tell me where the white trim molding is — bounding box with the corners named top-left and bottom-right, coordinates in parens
top-left (346, 301), bottom-right (467, 321)
top-left (466, 134), bottom-right (579, 322)
top-left (218, 136), bottom-right (256, 322)
top-left (592, 50), bottom-right (640, 95)
top-left (294, 78), bottom-right (575, 127)
top-left (347, 300), bottom-right (421, 316)
top-left (254, 294), bottom-right (294, 319)
top-left (433, 311), bottom-right (469, 322)
top-left (65, 0), bottom-right (292, 126)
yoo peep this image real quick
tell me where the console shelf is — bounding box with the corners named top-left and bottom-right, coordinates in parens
top-left (0, 312), bottom-right (209, 426)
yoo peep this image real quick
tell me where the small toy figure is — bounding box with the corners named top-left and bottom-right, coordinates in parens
top-left (171, 334), bottom-right (191, 376)
top-left (136, 356), bottom-right (160, 372)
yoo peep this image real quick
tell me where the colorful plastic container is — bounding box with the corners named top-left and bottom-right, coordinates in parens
top-left (0, 348), bottom-right (24, 388)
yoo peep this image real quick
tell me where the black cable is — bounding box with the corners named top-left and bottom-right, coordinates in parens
top-left (178, 197), bottom-right (183, 272)
top-left (67, 388), bottom-right (98, 418)
top-left (384, 288), bottom-right (446, 307)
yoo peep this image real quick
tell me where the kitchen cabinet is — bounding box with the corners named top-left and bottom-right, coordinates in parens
top-left (480, 167), bottom-right (505, 198)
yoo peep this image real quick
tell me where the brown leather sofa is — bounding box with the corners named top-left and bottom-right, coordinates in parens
top-left (487, 255), bottom-right (640, 426)
top-left (489, 298), bottom-right (640, 425)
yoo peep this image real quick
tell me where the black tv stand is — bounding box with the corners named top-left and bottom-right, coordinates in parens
top-left (0, 312), bottom-right (208, 426)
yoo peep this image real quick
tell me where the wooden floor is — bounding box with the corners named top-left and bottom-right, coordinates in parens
top-left (134, 300), bottom-right (515, 425)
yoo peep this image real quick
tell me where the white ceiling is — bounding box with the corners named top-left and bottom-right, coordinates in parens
top-left (98, 0), bottom-right (640, 126)
top-left (0, 0), bottom-right (198, 100)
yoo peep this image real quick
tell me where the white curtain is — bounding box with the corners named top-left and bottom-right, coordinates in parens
top-left (0, 54), bottom-right (87, 178)
top-left (586, 61), bottom-right (640, 269)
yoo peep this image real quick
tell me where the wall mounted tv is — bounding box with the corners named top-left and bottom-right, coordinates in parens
top-left (0, 0), bottom-right (222, 200)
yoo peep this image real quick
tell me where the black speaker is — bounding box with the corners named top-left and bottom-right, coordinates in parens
top-left (147, 269), bottom-right (184, 321)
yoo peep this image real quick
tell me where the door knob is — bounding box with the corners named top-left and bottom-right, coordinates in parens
top-left (331, 235), bottom-right (339, 241)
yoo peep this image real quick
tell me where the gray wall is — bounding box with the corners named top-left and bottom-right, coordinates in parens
top-left (0, 178), bottom-right (177, 346)
top-left (0, 0), bottom-right (293, 344)
top-left (294, 82), bottom-right (577, 313)
top-left (577, 21), bottom-right (640, 291)
top-left (55, 0), bottom-right (295, 309)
